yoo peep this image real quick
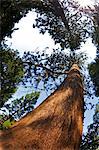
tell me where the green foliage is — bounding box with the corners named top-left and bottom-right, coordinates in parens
top-left (80, 104), bottom-right (99, 150)
top-left (0, 46), bottom-right (24, 107)
top-left (33, 0), bottom-right (89, 50)
top-left (22, 49), bottom-right (87, 91)
top-left (3, 91), bottom-right (40, 120)
top-left (0, 0), bottom-right (90, 51)
top-left (0, 114), bottom-right (15, 130)
top-left (88, 58), bottom-right (99, 97)
top-left (3, 119), bottom-right (14, 128)
top-left (0, 119), bottom-right (15, 130)
top-left (91, 3), bottom-right (99, 50)
top-left (88, 3), bottom-right (99, 97)
top-left (0, 0), bottom-right (34, 41)
top-left (0, 91), bottom-right (40, 130)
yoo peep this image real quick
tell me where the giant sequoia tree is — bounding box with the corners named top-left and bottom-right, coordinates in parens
top-left (0, 0), bottom-right (97, 150)
top-left (0, 64), bottom-right (84, 150)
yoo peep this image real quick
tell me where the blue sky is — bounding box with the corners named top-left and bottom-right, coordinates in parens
top-left (4, 10), bottom-right (98, 133)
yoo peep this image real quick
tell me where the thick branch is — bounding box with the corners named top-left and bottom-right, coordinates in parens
top-left (49, 0), bottom-right (70, 30)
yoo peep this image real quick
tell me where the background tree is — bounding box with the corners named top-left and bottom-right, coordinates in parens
top-left (0, 0), bottom-right (33, 41)
top-left (88, 3), bottom-right (99, 97)
top-left (88, 58), bottom-right (99, 97)
top-left (80, 103), bottom-right (99, 150)
top-left (0, 46), bottom-right (40, 129)
top-left (0, 0), bottom-right (44, 122)
top-left (0, 91), bottom-right (40, 130)
top-left (81, 3), bottom-right (99, 149)
top-left (0, 46), bottom-right (24, 107)
top-left (33, 0), bottom-right (90, 50)
top-left (22, 49), bottom-right (87, 92)
top-left (0, 0), bottom-right (45, 42)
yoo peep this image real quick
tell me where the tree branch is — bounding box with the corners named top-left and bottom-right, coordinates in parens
top-left (49, 0), bottom-right (70, 30)
top-left (23, 61), bottom-right (69, 76)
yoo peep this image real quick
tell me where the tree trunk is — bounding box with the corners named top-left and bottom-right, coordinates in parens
top-left (0, 64), bottom-right (84, 150)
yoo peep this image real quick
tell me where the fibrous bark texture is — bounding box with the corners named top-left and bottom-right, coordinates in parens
top-left (0, 64), bottom-right (84, 150)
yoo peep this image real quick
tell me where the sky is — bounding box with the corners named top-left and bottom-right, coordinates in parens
top-left (76, 0), bottom-right (95, 7)
top-left (3, 0), bottom-right (98, 133)
top-left (5, 11), bottom-right (60, 56)
top-left (5, 11), bottom-right (96, 61)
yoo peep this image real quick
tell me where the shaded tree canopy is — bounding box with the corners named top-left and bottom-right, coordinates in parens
top-left (80, 103), bottom-right (99, 150)
top-left (0, 0), bottom-right (38, 41)
top-left (91, 3), bottom-right (99, 50)
top-left (33, 0), bottom-right (91, 50)
top-left (88, 58), bottom-right (99, 97)
top-left (88, 3), bottom-right (99, 97)
top-left (0, 91), bottom-right (40, 130)
top-left (0, 46), bottom-right (24, 107)
top-left (0, 0), bottom-right (90, 46)
top-left (22, 49), bottom-right (87, 93)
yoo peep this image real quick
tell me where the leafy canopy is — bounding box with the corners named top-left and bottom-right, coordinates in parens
top-left (80, 104), bottom-right (99, 150)
top-left (22, 49), bottom-right (87, 92)
top-left (0, 46), bottom-right (24, 107)
top-left (0, 91), bottom-right (40, 130)
top-left (88, 3), bottom-right (99, 97)
top-left (33, 0), bottom-right (90, 50)
top-left (0, 0), bottom-right (35, 41)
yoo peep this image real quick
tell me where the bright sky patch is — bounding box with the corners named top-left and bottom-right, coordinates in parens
top-left (76, 0), bottom-right (94, 7)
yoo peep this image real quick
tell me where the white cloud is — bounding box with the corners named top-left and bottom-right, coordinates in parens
top-left (80, 38), bottom-right (96, 62)
top-left (5, 11), bottom-right (59, 56)
top-left (75, 0), bottom-right (95, 7)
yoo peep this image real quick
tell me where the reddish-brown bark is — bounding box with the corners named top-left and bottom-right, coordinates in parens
top-left (0, 64), bottom-right (84, 150)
